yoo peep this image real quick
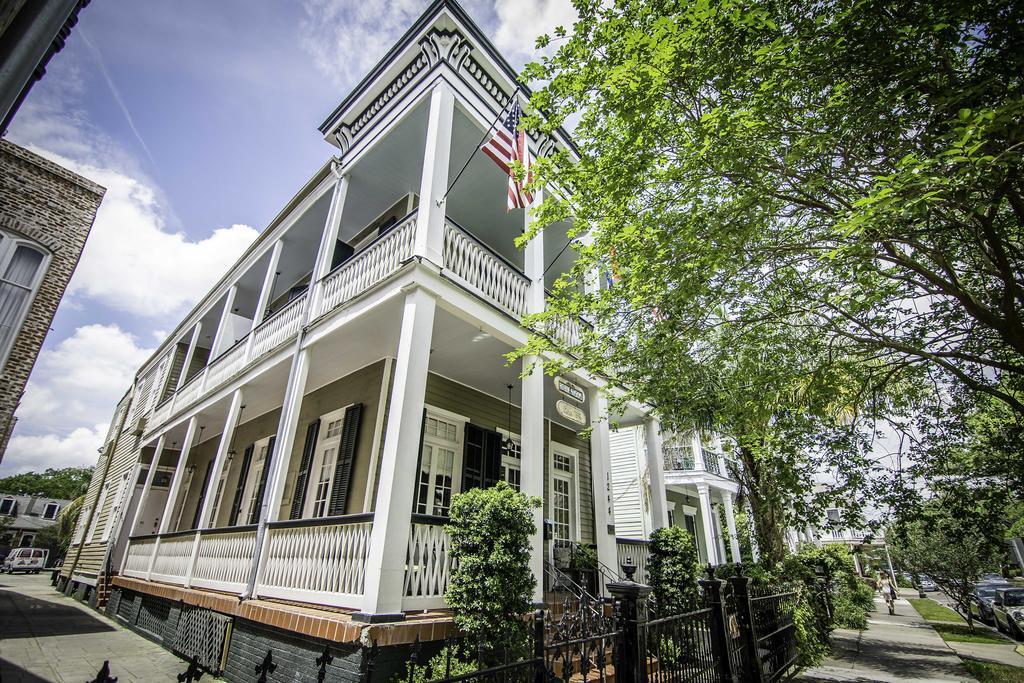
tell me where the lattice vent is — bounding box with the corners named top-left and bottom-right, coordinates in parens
top-left (115, 591), bottom-right (136, 620)
top-left (136, 596), bottom-right (170, 637)
top-left (172, 605), bottom-right (232, 673)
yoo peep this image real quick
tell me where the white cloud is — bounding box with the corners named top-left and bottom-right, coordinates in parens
top-left (14, 324), bottom-right (153, 432)
top-left (492, 0), bottom-right (576, 65)
top-left (2, 425), bottom-right (109, 476)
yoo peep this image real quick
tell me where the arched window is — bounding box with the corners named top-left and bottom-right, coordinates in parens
top-left (0, 232), bottom-right (49, 366)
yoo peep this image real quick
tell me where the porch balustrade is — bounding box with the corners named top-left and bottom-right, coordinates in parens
top-left (256, 514), bottom-right (373, 608)
top-left (151, 396), bottom-right (175, 429)
top-left (174, 372), bottom-right (205, 413)
top-left (204, 337), bottom-right (249, 392)
top-left (443, 219), bottom-right (529, 319)
top-left (122, 535), bottom-right (158, 578)
top-left (403, 515), bottom-right (456, 610)
top-left (149, 530), bottom-right (197, 585)
top-left (616, 538), bottom-right (650, 584)
top-left (190, 526), bottom-right (258, 593)
top-left (250, 293), bottom-right (305, 358)
top-left (316, 214), bottom-right (416, 318)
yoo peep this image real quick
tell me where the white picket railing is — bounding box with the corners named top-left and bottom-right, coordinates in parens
top-left (204, 338), bottom-right (249, 392)
top-left (443, 221), bottom-right (529, 318)
top-left (150, 397), bottom-right (175, 433)
top-left (403, 519), bottom-right (457, 610)
top-left (616, 538), bottom-right (651, 584)
top-left (149, 532), bottom-right (197, 586)
top-left (316, 216), bottom-right (416, 318)
top-left (175, 371), bottom-right (205, 412)
top-left (250, 293), bottom-right (306, 359)
top-left (122, 536), bottom-right (158, 579)
top-left (257, 516), bottom-right (372, 608)
top-left (190, 527), bottom-right (258, 593)
top-left (547, 315), bottom-right (583, 348)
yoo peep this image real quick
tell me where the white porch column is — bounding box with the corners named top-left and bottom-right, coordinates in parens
top-left (157, 418), bottom-right (198, 535)
top-left (309, 169), bottom-right (348, 318)
top-left (693, 432), bottom-right (706, 470)
top-left (359, 288), bottom-right (436, 618)
top-left (722, 492), bottom-right (742, 562)
top-left (247, 344), bottom-right (311, 599)
top-left (209, 285), bottom-right (238, 360)
top-left (174, 323), bottom-right (202, 393)
top-left (644, 418), bottom-right (670, 530)
top-left (252, 239), bottom-right (284, 329)
top-left (587, 391), bottom-right (616, 593)
top-left (415, 83), bottom-right (454, 266)
top-left (696, 483), bottom-right (718, 565)
top-left (127, 435), bottom-right (164, 537)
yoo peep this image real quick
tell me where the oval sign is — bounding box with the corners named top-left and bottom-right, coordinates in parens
top-left (555, 377), bottom-right (585, 403)
top-left (556, 400), bottom-right (586, 426)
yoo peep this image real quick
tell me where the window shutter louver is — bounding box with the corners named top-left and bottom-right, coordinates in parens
top-left (462, 424), bottom-right (503, 492)
top-left (327, 404), bottom-right (363, 516)
top-left (227, 444), bottom-right (254, 526)
top-left (483, 429), bottom-right (502, 488)
top-left (249, 436), bottom-right (276, 525)
top-left (191, 461), bottom-right (213, 529)
top-left (289, 421), bottom-right (320, 519)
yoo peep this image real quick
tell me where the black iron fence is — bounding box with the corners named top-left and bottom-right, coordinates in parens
top-left (419, 564), bottom-right (801, 683)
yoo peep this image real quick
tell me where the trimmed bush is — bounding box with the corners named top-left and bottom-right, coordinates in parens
top-left (648, 526), bottom-right (701, 614)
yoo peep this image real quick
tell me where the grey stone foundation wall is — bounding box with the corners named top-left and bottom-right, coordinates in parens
top-left (224, 618), bottom-right (365, 683)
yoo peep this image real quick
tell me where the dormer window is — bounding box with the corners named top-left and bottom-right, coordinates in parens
top-left (0, 497), bottom-right (14, 515)
top-left (43, 502), bottom-right (59, 519)
top-left (0, 233), bottom-right (49, 366)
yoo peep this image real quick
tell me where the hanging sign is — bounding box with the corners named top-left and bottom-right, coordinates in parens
top-left (554, 376), bottom-right (585, 404)
top-left (556, 400), bottom-right (586, 426)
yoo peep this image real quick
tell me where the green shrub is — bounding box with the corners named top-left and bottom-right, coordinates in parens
top-left (445, 482), bottom-right (541, 654)
top-left (648, 526), bottom-right (701, 614)
top-left (394, 644), bottom-right (477, 683)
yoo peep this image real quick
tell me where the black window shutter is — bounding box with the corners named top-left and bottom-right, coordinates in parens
top-left (327, 405), bottom-right (363, 516)
top-left (249, 436), bottom-right (276, 525)
top-left (483, 429), bottom-right (503, 488)
top-left (462, 423), bottom-right (484, 491)
top-left (289, 421), bottom-right (320, 520)
top-left (227, 444), bottom-right (255, 526)
top-left (462, 424), bottom-right (503, 492)
top-left (191, 461), bottom-right (213, 529)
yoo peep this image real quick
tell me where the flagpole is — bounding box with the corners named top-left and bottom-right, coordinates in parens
top-left (438, 88), bottom-right (519, 205)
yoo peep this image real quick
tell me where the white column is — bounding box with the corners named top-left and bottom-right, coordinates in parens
top-left (414, 83), bottom-right (454, 266)
top-left (521, 186), bottom-right (546, 604)
top-left (359, 288), bottom-right (436, 617)
top-left (722, 492), bottom-right (742, 562)
top-left (644, 418), bottom-right (669, 530)
top-left (587, 391), bottom-right (616, 593)
top-left (696, 483), bottom-right (718, 565)
top-left (693, 432), bottom-right (706, 470)
top-left (248, 344), bottom-right (311, 598)
top-left (209, 285), bottom-right (238, 359)
top-left (127, 435), bottom-right (164, 537)
top-left (174, 323), bottom-right (202, 393)
top-left (157, 418), bottom-right (198, 535)
top-left (309, 170), bottom-right (348, 318)
top-left (252, 239), bottom-right (284, 329)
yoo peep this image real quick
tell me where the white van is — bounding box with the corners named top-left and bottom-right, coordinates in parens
top-left (2, 547), bottom-right (48, 573)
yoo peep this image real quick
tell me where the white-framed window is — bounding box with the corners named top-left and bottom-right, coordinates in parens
top-left (102, 471), bottom-right (131, 542)
top-left (415, 408), bottom-right (466, 517)
top-left (549, 443), bottom-right (580, 543)
top-left (0, 497), bottom-right (14, 515)
top-left (499, 429), bottom-right (521, 491)
top-left (240, 437), bottom-right (272, 525)
top-left (0, 232), bottom-right (50, 368)
top-left (42, 502), bottom-right (59, 519)
top-left (304, 407), bottom-right (348, 519)
top-left (88, 484), bottom-right (110, 542)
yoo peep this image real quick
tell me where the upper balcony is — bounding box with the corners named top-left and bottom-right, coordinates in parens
top-left (661, 435), bottom-right (740, 488)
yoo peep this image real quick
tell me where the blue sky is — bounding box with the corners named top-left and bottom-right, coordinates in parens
top-left (1, 0), bottom-right (575, 475)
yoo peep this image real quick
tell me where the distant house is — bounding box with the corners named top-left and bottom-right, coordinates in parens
top-left (0, 493), bottom-right (70, 552)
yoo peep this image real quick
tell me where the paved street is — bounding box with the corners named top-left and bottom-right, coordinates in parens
top-left (799, 597), bottom-right (978, 682)
top-left (0, 573), bottom-right (205, 682)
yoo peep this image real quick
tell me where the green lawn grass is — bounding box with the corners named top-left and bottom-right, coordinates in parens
top-left (908, 598), bottom-right (966, 623)
top-left (929, 622), bottom-right (1009, 645)
top-left (963, 660), bottom-right (1024, 683)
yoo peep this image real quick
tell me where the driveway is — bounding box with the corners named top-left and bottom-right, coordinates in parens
top-left (0, 573), bottom-right (206, 682)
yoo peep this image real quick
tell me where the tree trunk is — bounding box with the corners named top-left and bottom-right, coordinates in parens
top-left (737, 445), bottom-right (788, 567)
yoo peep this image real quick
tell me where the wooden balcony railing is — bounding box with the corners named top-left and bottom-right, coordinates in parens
top-left (403, 514), bottom-right (457, 610)
top-left (190, 526), bottom-right (258, 593)
top-left (250, 293), bottom-right (305, 358)
top-left (256, 514), bottom-right (373, 608)
top-left (443, 219), bottom-right (529, 319)
top-left (148, 530), bottom-right (196, 585)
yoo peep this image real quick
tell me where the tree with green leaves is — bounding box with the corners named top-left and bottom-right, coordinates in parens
top-left (0, 467), bottom-right (93, 500)
top-left (516, 0), bottom-right (1023, 557)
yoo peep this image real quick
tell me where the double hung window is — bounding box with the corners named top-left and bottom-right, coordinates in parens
top-left (415, 413), bottom-right (462, 517)
top-left (0, 234), bottom-right (48, 366)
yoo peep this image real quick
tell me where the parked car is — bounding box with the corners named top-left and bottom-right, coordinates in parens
top-left (980, 573), bottom-right (1005, 583)
top-left (971, 582), bottom-right (1012, 624)
top-left (2, 547), bottom-right (48, 573)
top-left (993, 588), bottom-right (1024, 639)
top-left (918, 577), bottom-right (938, 592)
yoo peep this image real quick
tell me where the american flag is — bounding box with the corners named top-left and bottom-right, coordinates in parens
top-left (480, 99), bottom-right (533, 210)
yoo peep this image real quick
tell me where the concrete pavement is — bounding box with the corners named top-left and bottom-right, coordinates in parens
top-left (798, 597), bottom-right (978, 682)
top-left (0, 572), bottom-right (208, 682)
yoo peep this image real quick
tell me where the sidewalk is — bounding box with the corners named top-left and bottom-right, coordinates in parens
top-left (799, 597), bottom-right (978, 682)
top-left (0, 572), bottom-right (202, 682)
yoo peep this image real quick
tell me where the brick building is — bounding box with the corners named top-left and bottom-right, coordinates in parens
top-left (0, 139), bottom-right (104, 461)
